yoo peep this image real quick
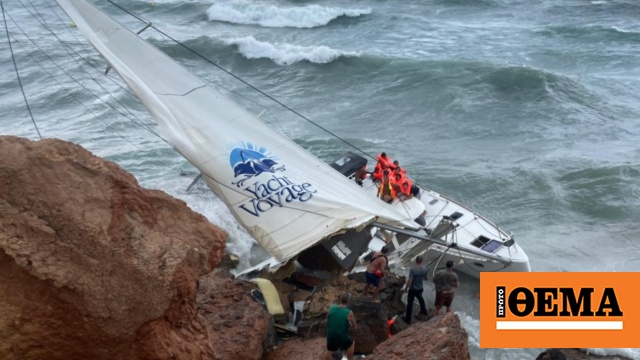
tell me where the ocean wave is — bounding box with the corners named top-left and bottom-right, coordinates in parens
top-left (581, 348), bottom-right (640, 360)
top-left (222, 36), bottom-right (360, 65)
top-left (538, 25), bottom-right (640, 43)
top-left (434, 0), bottom-right (497, 7)
top-left (482, 65), bottom-right (562, 98)
top-left (206, 2), bottom-right (371, 28)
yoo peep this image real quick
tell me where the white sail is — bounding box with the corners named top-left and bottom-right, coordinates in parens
top-left (55, 0), bottom-right (424, 262)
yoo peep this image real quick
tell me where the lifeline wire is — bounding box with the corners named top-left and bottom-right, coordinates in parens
top-left (1, 0), bottom-right (42, 139)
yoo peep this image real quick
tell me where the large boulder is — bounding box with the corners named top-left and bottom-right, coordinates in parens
top-left (196, 268), bottom-right (274, 360)
top-left (368, 312), bottom-right (470, 360)
top-left (0, 137), bottom-right (227, 360)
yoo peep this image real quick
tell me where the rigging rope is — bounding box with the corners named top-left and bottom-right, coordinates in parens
top-left (103, 0), bottom-right (377, 163)
top-left (2, 0), bottom-right (42, 140)
top-left (15, 0), bottom-right (168, 145)
top-left (6, 0), bottom-right (188, 176)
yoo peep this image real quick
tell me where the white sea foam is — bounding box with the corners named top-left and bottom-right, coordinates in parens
top-left (206, 2), bottom-right (371, 28)
top-left (223, 36), bottom-right (360, 65)
top-left (457, 311), bottom-right (481, 348)
top-left (610, 26), bottom-right (636, 34)
top-left (581, 348), bottom-right (640, 360)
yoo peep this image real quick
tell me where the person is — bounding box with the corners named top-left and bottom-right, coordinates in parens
top-left (362, 246), bottom-right (389, 302)
top-left (402, 255), bottom-right (428, 324)
top-left (398, 175), bottom-right (415, 199)
top-left (371, 159), bottom-right (387, 182)
top-left (377, 170), bottom-right (395, 203)
top-left (392, 162), bottom-right (405, 175)
top-left (386, 316), bottom-right (395, 338)
top-left (372, 152), bottom-right (393, 182)
top-left (390, 171), bottom-right (406, 198)
top-left (433, 260), bottom-right (460, 315)
top-left (376, 152), bottom-right (394, 169)
top-left (325, 292), bottom-right (357, 360)
top-left (354, 162), bottom-right (367, 186)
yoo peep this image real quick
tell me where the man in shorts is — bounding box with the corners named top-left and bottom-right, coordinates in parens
top-left (362, 246), bottom-right (389, 302)
top-left (433, 260), bottom-right (460, 315)
top-left (325, 292), bottom-right (357, 360)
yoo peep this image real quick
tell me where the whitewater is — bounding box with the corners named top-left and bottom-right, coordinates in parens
top-left (1, 0), bottom-right (639, 358)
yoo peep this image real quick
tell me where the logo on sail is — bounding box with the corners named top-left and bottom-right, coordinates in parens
top-left (230, 144), bottom-right (317, 217)
top-left (230, 145), bottom-right (285, 187)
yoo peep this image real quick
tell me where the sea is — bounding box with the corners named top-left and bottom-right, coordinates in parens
top-left (1, 0), bottom-right (639, 358)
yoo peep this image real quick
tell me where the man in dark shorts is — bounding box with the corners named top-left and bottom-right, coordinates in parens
top-left (362, 246), bottom-right (389, 302)
top-left (433, 260), bottom-right (460, 315)
top-left (402, 255), bottom-right (429, 324)
top-left (325, 292), bottom-right (357, 360)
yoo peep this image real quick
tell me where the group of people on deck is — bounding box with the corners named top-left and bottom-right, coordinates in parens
top-left (355, 152), bottom-right (420, 203)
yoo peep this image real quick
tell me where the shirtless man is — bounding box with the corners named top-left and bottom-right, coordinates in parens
top-left (362, 246), bottom-right (389, 302)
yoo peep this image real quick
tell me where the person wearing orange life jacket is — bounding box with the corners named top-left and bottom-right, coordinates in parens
top-left (400, 175), bottom-right (421, 199)
top-left (376, 152), bottom-right (394, 169)
top-left (373, 152), bottom-right (396, 182)
top-left (378, 170), bottom-right (395, 203)
top-left (391, 160), bottom-right (404, 173)
top-left (371, 153), bottom-right (391, 181)
top-left (391, 171), bottom-right (405, 195)
top-left (393, 163), bottom-right (406, 176)
top-left (399, 175), bottom-right (414, 198)
top-left (371, 162), bottom-right (384, 182)
top-left (387, 316), bottom-right (396, 338)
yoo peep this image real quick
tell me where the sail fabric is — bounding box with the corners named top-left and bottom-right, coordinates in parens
top-left (56, 0), bottom-right (423, 261)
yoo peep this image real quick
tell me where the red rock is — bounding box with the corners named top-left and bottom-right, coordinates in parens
top-left (263, 337), bottom-right (327, 360)
top-left (368, 312), bottom-right (470, 360)
top-left (0, 136), bottom-right (227, 360)
top-left (197, 269), bottom-right (274, 360)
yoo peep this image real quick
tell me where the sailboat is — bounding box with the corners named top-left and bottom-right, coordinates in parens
top-left (53, 0), bottom-right (530, 281)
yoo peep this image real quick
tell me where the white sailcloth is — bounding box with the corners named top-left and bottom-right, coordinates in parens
top-left (55, 0), bottom-right (423, 261)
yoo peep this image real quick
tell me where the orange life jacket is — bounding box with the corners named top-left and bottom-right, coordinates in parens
top-left (376, 153), bottom-right (394, 169)
top-left (387, 318), bottom-right (395, 338)
top-left (394, 167), bottom-right (406, 176)
top-left (400, 177), bottom-right (413, 196)
top-left (391, 173), bottom-right (404, 187)
top-left (372, 162), bottom-right (387, 181)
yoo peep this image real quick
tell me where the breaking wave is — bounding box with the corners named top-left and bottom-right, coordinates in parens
top-left (222, 36), bottom-right (360, 65)
top-left (206, 2), bottom-right (371, 28)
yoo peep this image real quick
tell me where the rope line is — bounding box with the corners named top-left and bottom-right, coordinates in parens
top-left (103, 0), bottom-right (377, 163)
top-left (2, 0), bottom-right (42, 139)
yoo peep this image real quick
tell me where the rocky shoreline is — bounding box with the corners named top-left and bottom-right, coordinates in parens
top-left (0, 136), bottom-right (631, 360)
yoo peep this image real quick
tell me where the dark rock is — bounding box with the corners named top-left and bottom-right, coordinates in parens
top-left (218, 252), bottom-right (240, 270)
top-left (537, 349), bottom-right (569, 360)
top-left (541, 349), bottom-right (633, 360)
top-left (349, 298), bottom-right (389, 354)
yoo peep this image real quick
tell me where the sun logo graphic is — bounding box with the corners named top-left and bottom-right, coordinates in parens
top-left (229, 143), bottom-right (317, 217)
top-left (229, 143), bottom-right (285, 187)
